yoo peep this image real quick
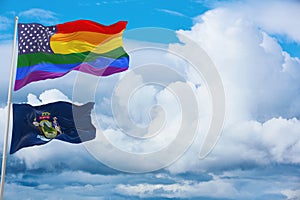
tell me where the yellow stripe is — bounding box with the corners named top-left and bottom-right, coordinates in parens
top-left (51, 31), bottom-right (122, 46)
top-left (50, 36), bottom-right (123, 54)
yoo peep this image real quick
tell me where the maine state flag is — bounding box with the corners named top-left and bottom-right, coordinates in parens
top-left (10, 101), bottom-right (96, 154)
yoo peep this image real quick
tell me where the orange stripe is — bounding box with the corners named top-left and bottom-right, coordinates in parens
top-left (51, 31), bottom-right (123, 46)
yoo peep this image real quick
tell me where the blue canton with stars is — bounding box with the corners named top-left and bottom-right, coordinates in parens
top-left (18, 23), bottom-right (57, 55)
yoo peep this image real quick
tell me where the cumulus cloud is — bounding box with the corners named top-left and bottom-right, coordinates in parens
top-left (199, 0), bottom-right (300, 43)
top-left (166, 0), bottom-right (300, 174)
top-left (180, 6), bottom-right (300, 122)
top-left (30, 89), bottom-right (71, 105)
top-left (168, 117), bottom-right (300, 174)
top-left (236, 0), bottom-right (300, 43)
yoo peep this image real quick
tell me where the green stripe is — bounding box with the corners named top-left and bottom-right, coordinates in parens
top-left (17, 47), bottom-right (129, 68)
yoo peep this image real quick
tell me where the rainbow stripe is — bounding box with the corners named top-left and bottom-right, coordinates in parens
top-left (15, 20), bottom-right (129, 91)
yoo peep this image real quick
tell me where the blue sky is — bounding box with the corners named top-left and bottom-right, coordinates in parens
top-left (1, 0), bottom-right (300, 199)
top-left (0, 0), bottom-right (207, 34)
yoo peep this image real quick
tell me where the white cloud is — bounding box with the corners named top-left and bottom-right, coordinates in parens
top-left (116, 178), bottom-right (239, 199)
top-left (0, 106), bottom-right (7, 147)
top-left (94, 0), bottom-right (130, 6)
top-left (19, 8), bottom-right (58, 24)
top-left (179, 4), bottom-right (300, 122)
top-left (156, 9), bottom-right (187, 17)
top-left (85, 38), bottom-right (210, 172)
top-left (98, 82), bottom-right (183, 153)
top-left (281, 189), bottom-right (300, 200)
top-left (166, 1), bottom-right (300, 173)
top-left (282, 52), bottom-right (300, 81)
top-left (167, 117), bottom-right (300, 174)
top-left (197, 0), bottom-right (300, 43)
top-left (0, 16), bottom-right (11, 31)
top-left (0, 34), bottom-right (12, 40)
top-left (36, 89), bottom-right (71, 104)
top-left (85, 79), bottom-right (206, 172)
top-left (236, 0), bottom-right (300, 43)
top-left (0, 43), bottom-right (12, 86)
top-left (4, 171), bottom-right (121, 200)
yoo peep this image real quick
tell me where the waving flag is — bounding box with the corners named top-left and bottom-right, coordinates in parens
top-left (15, 20), bottom-right (129, 90)
top-left (10, 101), bottom-right (96, 154)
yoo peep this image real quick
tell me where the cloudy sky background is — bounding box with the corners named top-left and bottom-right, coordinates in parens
top-left (0, 0), bottom-right (300, 199)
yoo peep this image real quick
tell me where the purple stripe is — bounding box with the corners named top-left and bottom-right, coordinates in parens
top-left (74, 63), bottom-right (128, 76)
top-left (14, 65), bottom-right (128, 91)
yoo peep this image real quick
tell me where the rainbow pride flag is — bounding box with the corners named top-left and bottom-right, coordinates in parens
top-left (15, 20), bottom-right (129, 91)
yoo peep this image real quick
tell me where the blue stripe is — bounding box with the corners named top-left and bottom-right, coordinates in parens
top-left (16, 56), bottom-right (129, 80)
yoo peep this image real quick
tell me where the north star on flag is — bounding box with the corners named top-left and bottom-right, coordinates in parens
top-left (15, 20), bottom-right (130, 90)
top-left (10, 101), bottom-right (96, 154)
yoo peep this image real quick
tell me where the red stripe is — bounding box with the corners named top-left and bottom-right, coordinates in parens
top-left (56, 20), bottom-right (128, 34)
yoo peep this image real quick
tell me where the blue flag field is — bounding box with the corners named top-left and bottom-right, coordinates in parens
top-left (10, 101), bottom-right (96, 154)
